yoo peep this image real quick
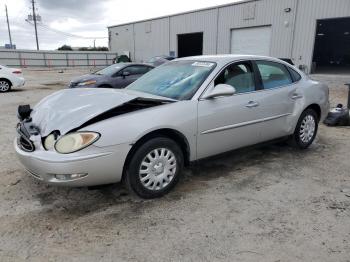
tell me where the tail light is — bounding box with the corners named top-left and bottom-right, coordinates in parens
top-left (12, 70), bottom-right (22, 74)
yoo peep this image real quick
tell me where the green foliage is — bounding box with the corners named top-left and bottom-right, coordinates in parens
top-left (78, 47), bottom-right (109, 51)
top-left (57, 45), bottom-right (73, 51)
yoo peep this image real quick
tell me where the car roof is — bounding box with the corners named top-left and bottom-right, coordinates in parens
top-left (115, 62), bottom-right (154, 68)
top-left (118, 62), bottom-right (154, 67)
top-left (176, 54), bottom-right (287, 66)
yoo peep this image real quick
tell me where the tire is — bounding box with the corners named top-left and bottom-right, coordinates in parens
top-left (125, 137), bottom-right (184, 199)
top-left (0, 79), bottom-right (11, 93)
top-left (289, 109), bottom-right (318, 149)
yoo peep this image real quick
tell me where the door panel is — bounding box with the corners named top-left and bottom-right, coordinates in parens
top-left (197, 93), bottom-right (266, 159)
top-left (253, 86), bottom-right (298, 141)
top-left (111, 75), bottom-right (128, 89)
top-left (197, 61), bottom-right (265, 159)
top-left (253, 60), bottom-right (298, 140)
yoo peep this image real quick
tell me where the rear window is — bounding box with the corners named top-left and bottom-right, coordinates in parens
top-left (256, 61), bottom-right (293, 89)
top-left (288, 67), bottom-right (302, 82)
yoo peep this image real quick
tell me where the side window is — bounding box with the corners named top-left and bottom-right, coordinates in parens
top-left (214, 62), bottom-right (255, 94)
top-left (256, 61), bottom-right (293, 89)
top-left (288, 67), bottom-right (302, 82)
top-left (123, 66), bottom-right (150, 75)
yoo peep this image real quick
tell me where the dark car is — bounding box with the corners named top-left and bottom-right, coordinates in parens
top-left (147, 55), bottom-right (176, 67)
top-left (69, 63), bottom-right (154, 89)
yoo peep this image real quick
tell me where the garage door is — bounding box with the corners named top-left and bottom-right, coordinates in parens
top-left (231, 26), bottom-right (272, 56)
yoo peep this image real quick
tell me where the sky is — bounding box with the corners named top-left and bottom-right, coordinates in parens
top-left (0, 0), bottom-right (238, 50)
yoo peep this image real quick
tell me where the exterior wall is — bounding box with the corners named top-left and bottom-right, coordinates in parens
top-left (217, 0), bottom-right (298, 58)
top-left (0, 50), bottom-right (117, 68)
top-left (109, 24), bottom-right (135, 60)
top-left (292, 0), bottom-right (350, 72)
top-left (108, 0), bottom-right (350, 72)
top-left (170, 9), bottom-right (218, 57)
top-left (134, 18), bottom-right (170, 62)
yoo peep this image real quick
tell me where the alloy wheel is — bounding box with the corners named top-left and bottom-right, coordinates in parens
top-left (299, 114), bottom-right (316, 143)
top-left (0, 81), bottom-right (10, 92)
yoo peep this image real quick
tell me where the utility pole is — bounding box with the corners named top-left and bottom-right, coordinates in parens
top-left (5, 5), bottom-right (13, 49)
top-left (31, 0), bottom-right (39, 50)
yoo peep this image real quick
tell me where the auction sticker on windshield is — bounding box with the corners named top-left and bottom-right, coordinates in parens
top-left (192, 62), bottom-right (215, 67)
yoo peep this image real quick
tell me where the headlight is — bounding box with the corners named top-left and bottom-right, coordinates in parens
top-left (54, 132), bottom-right (100, 154)
top-left (44, 134), bottom-right (56, 150)
top-left (77, 80), bottom-right (97, 86)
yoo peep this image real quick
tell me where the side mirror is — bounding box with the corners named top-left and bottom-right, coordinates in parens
top-left (122, 71), bottom-right (130, 78)
top-left (202, 84), bottom-right (236, 99)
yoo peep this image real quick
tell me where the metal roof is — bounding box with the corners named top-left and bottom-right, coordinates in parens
top-left (107, 0), bottom-right (257, 28)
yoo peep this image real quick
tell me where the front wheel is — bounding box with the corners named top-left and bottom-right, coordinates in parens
top-left (125, 137), bottom-right (184, 199)
top-left (289, 109), bottom-right (318, 149)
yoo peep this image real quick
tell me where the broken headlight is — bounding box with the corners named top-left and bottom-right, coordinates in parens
top-left (44, 134), bottom-right (56, 150)
top-left (77, 80), bottom-right (97, 86)
top-left (54, 132), bottom-right (100, 154)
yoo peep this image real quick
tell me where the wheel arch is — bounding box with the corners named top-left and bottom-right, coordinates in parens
top-left (304, 104), bottom-right (321, 122)
top-left (0, 78), bottom-right (12, 87)
top-left (122, 128), bottom-right (191, 181)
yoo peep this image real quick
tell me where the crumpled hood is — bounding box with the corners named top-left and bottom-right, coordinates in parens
top-left (31, 88), bottom-right (139, 136)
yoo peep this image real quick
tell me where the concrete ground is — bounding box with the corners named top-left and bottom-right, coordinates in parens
top-left (0, 68), bottom-right (349, 262)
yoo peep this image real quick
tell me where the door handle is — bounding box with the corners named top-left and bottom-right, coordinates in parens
top-left (291, 93), bottom-right (303, 100)
top-left (245, 101), bottom-right (260, 108)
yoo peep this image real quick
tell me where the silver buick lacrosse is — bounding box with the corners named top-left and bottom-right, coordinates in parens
top-left (15, 55), bottom-right (329, 198)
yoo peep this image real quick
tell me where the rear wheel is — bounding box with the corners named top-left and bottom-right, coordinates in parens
top-left (0, 79), bottom-right (11, 92)
top-left (290, 109), bottom-right (318, 149)
top-left (125, 137), bottom-right (184, 199)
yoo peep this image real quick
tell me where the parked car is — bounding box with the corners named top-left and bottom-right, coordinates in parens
top-left (69, 63), bottom-right (154, 89)
top-left (0, 64), bottom-right (25, 92)
top-left (147, 55), bottom-right (176, 67)
top-left (15, 55), bottom-right (329, 198)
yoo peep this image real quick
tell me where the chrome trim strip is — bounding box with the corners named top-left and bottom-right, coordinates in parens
top-left (201, 113), bottom-right (291, 135)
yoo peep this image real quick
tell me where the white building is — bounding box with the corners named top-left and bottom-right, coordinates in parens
top-left (108, 0), bottom-right (350, 73)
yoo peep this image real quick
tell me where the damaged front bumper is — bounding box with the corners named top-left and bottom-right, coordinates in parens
top-left (14, 139), bottom-right (131, 187)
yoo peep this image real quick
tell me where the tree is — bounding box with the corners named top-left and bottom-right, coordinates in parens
top-left (78, 47), bottom-right (109, 51)
top-left (58, 45), bottom-right (73, 51)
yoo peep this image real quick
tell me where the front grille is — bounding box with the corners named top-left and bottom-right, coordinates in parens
top-left (16, 124), bottom-right (35, 152)
top-left (18, 136), bottom-right (35, 152)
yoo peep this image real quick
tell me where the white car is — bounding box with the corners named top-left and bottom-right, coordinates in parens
top-left (0, 64), bottom-right (25, 92)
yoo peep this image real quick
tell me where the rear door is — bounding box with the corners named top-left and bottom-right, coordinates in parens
top-left (252, 60), bottom-right (300, 140)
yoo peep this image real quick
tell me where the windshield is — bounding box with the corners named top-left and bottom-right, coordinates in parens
top-left (127, 60), bottom-right (216, 100)
top-left (94, 64), bottom-right (124, 75)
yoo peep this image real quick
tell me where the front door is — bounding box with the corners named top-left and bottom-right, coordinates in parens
top-left (197, 61), bottom-right (265, 159)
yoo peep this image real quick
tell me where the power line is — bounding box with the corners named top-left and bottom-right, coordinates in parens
top-left (26, 19), bottom-right (107, 39)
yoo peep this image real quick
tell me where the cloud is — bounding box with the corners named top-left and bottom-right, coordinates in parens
top-left (37, 0), bottom-right (105, 19)
top-left (0, 0), bottom-right (238, 50)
